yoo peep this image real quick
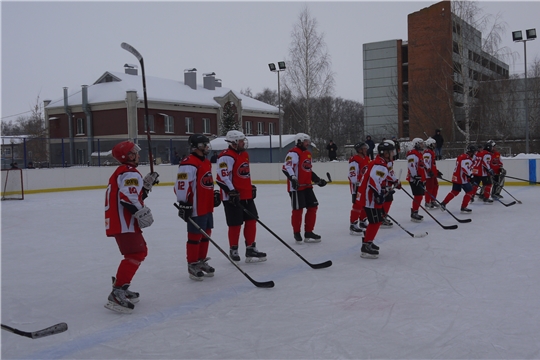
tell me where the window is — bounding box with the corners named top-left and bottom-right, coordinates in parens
top-left (4, 147), bottom-right (12, 156)
top-left (76, 118), bottom-right (85, 135)
top-left (185, 117), bottom-right (193, 133)
top-left (203, 118), bottom-right (211, 134)
top-left (257, 122), bottom-right (264, 135)
top-left (144, 115), bottom-right (155, 133)
top-left (269, 122), bottom-right (275, 135)
top-left (164, 115), bottom-right (174, 133)
top-left (245, 121), bottom-right (252, 135)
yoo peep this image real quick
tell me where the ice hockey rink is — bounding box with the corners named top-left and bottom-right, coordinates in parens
top-left (2, 183), bottom-right (540, 359)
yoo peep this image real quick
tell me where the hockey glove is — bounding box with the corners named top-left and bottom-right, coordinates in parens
top-left (252, 185), bottom-right (257, 199)
top-left (143, 172), bottom-right (160, 191)
top-left (375, 190), bottom-right (386, 204)
top-left (213, 190), bottom-right (221, 208)
top-left (318, 179), bottom-right (327, 187)
top-left (427, 170), bottom-right (434, 178)
top-left (134, 206), bottom-right (154, 228)
top-left (394, 181), bottom-right (402, 190)
top-left (437, 170), bottom-right (443, 179)
top-left (290, 176), bottom-right (299, 190)
top-left (488, 168), bottom-right (495, 176)
top-left (228, 190), bottom-right (240, 206)
top-left (177, 202), bottom-right (193, 222)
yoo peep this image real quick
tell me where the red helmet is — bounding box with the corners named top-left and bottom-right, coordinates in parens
top-left (112, 141), bottom-right (141, 164)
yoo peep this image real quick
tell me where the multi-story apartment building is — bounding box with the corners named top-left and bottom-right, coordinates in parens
top-left (363, 0), bottom-right (509, 142)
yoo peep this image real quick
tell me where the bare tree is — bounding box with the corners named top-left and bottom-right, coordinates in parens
top-left (285, 5), bottom-right (335, 135)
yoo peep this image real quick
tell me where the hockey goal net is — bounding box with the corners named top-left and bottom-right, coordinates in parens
top-left (1, 169), bottom-right (24, 200)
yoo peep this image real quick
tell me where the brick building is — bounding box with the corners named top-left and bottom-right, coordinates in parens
top-left (363, 1), bottom-right (509, 142)
top-left (44, 67), bottom-right (279, 165)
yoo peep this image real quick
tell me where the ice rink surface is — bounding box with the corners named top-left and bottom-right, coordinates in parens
top-left (2, 183), bottom-right (540, 359)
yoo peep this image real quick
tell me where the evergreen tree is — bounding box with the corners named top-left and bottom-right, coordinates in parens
top-left (220, 101), bottom-right (240, 135)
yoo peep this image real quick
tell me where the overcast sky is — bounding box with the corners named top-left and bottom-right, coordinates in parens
top-left (2, 1), bottom-right (539, 123)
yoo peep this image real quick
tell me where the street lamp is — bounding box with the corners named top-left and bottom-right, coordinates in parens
top-left (513, 28), bottom-right (536, 153)
top-left (269, 61), bottom-right (286, 150)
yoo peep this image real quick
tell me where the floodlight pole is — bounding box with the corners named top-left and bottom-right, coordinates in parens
top-left (121, 42), bottom-right (154, 172)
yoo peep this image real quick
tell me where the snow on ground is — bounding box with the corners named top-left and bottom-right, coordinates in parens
top-left (2, 184), bottom-right (540, 359)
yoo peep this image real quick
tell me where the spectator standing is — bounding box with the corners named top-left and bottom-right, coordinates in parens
top-left (433, 129), bottom-right (444, 160)
top-left (392, 136), bottom-right (401, 160)
top-left (326, 140), bottom-right (338, 161)
top-left (365, 136), bottom-right (375, 160)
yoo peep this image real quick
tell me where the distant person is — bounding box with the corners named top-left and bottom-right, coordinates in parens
top-left (10, 162), bottom-right (18, 169)
top-left (392, 136), bottom-right (400, 160)
top-left (172, 152), bottom-right (180, 165)
top-left (365, 136), bottom-right (375, 160)
top-left (433, 129), bottom-right (444, 160)
top-left (326, 140), bottom-right (338, 161)
top-left (210, 151), bottom-right (218, 163)
top-left (27, 161), bottom-right (35, 169)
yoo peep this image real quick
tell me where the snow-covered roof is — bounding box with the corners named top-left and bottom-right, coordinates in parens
top-left (210, 134), bottom-right (318, 151)
top-left (45, 71), bottom-right (279, 115)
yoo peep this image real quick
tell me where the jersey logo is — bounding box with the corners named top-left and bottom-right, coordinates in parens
top-left (376, 170), bottom-right (385, 178)
top-left (200, 171), bottom-right (214, 189)
top-left (301, 159), bottom-right (312, 171)
top-left (219, 162), bottom-right (228, 169)
top-left (285, 156), bottom-right (292, 162)
top-left (237, 162), bottom-right (251, 178)
top-left (124, 178), bottom-right (139, 186)
top-left (349, 166), bottom-right (355, 171)
top-left (408, 158), bottom-right (414, 163)
top-left (177, 173), bottom-right (188, 180)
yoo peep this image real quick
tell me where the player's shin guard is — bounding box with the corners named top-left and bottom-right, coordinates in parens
top-left (304, 206), bottom-right (318, 233)
top-left (115, 252), bottom-right (145, 288)
top-left (412, 195), bottom-right (423, 211)
top-left (186, 233), bottom-right (202, 264)
top-left (228, 225), bottom-right (241, 248)
top-left (291, 209), bottom-right (303, 233)
top-left (244, 219), bottom-right (257, 247)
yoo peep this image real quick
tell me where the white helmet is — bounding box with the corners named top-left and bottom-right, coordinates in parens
top-left (225, 130), bottom-right (248, 149)
top-left (425, 137), bottom-right (436, 149)
top-left (411, 137), bottom-right (424, 150)
top-left (294, 133), bottom-right (311, 145)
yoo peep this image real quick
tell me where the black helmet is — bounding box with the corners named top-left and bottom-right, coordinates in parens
top-left (466, 144), bottom-right (477, 154)
top-left (354, 142), bottom-right (367, 151)
top-left (189, 134), bottom-right (211, 154)
top-left (377, 141), bottom-right (395, 154)
top-left (484, 142), bottom-right (493, 152)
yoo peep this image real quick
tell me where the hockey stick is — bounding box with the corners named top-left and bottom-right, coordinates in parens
top-left (400, 187), bottom-right (458, 230)
top-left (504, 175), bottom-right (540, 185)
top-left (492, 196), bottom-right (516, 207)
top-left (173, 204), bottom-right (274, 288)
top-left (491, 178), bottom-right (522, 204)
top-left (238, 204), bottom-right (332, 269)
top-left (326, 172), bottom-right (332, 183)
top-left (121, 42), bottom-right (154, 173)
top-left (1, 322), bottom-right (68, 339)
top-left (384, 214), bottom-right (428, 238)
top-left (422, 186), bottom-right (472, 223)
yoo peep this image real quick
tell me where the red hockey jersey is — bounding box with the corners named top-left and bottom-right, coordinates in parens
top-left (283, 146), bottom-right (313, 192)
top-left (216, 148), bottom-right (253, 201)
top-left (175, 154), bottom-right (215, 217)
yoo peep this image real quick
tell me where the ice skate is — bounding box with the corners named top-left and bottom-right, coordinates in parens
top-left (425, 202), bottom-right (436, 210)
top-left (460, 207), bottom-right (472, 213)
top-left (245, 242), bottom-right (267, 263)
top-left (104, 284), bottom-right (135, 314)
top-left (482, 198), bottom-right (494, 204)
top-left (410, 209), bottom-right (423, 223)
top-left (293, 232), bottom-right (303, 244)
top-left (381, 217), bottom-right (393, 228)
top-left (112, 276), bottom-right (139, 304)
top-left (198, 257), bottom-right (215, 277)
top-left (188, 262), bottom-right (204, 281)
top-left (360, 242), bottom-right (379, 259)
top-left (229, 246), bottom-right (241, 261)
top-left (349, 221), bottom-right (364, 236)
top-left (304, 232), bottom-right (322, 243)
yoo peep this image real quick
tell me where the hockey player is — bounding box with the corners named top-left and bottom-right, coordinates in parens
top-left (282, 133), bottom-right (327, 244)
top-left (488, 140), bottom-right (505, 199)
top-left (348, 141), bottom-right (370, 235)
top-left (423, 137), bottom-right (443, 209)
top-left (216, 130), bottom-right (266, 263)
top-left (175, 134), bottom-right (219, 281)
top-left (357, 141), bottom-right (396, 259)
top-left (439, 145), bottom-right (476, 213)
top-left (380, 139), bottom-right (402, 228)
top-left (105, 140), bottom-right (159, 313)
top-left (406, 138), bottom-right (426, 222)
top-left (471, 142), bottom-right (494, 204)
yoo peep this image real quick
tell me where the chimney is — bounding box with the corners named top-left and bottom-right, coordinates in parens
top-left (203, 72), bottom-right (216, 90)
top-left (124, 63), bottom-right (138, 75)
top-left (184, 68), bottom-right (197, 90)
top-left (215, 79), bottom-right (222, 88)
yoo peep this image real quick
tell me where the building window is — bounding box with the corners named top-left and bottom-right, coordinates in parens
top-left (257, 122), bottom-right (264, 135)
top-left (203, 118), bottom-right (211, 134)
top-left (76, 118), bottom-right (85, 135)
top-left (144, 115), bottom-right (155, 133)
top-left (165, 115), bottom-right (174, 133)
top-left (185, 117), bottom-right (193, 133)
top-left (245, 121), bottom-right (252, 135)
top-left (269, 122), bottom-right (275, 135)
top-left (4, 147), bottom-right (12, 156)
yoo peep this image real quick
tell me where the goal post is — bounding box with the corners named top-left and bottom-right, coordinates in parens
top-left (1, 169), bottom-right (24, 200)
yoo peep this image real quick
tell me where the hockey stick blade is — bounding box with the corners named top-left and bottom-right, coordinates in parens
top-left (326, 172), bottom-right (332, 183)
top-left (121, 42), bottom-right (143, 61)
top-left (385, 214), bottom-right (428, 238)
top-left (494, 198), bottom-right (516, 207)
top-left (2, 322), bottom-right (68, 339)
top-left (400, 188), bottom-right (458, 230)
